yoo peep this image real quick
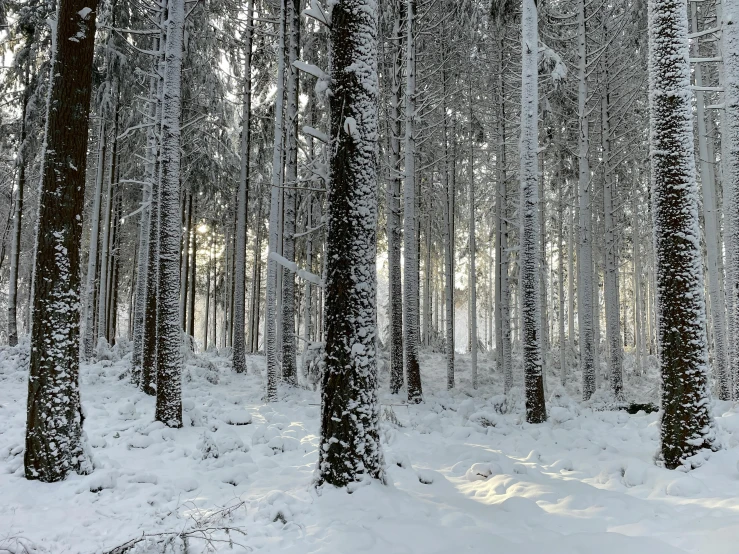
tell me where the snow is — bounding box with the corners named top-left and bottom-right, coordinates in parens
top-left (2, 345), bottom-right (739, 552)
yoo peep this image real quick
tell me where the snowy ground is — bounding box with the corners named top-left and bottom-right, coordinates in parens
top-left (2, 344), bottom-right (739, 554)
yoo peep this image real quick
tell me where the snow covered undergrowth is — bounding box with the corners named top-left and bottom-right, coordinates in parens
top-left (2, 345), bottom-right (739, 553)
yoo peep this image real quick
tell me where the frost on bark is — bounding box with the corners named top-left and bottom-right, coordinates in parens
top-left (577, 0), bottom-right (596, 400)
top-left (233, 0), bottom-right (254, 375)
top-left (722, 0), bottom-right (739, 400)
top-left (266, 0), bottom-right (286, 402)
top-left (493, 19), bottom-right (512, 393)
top-left (154, 0), bottom-right (185, 428)
top-left (7, 64), bottom-right (30, 348)
top-left (25, 0), bottom-right (98, 482)
top-left (403, 0), bottom-right (423, 403)
top-left (281, 0), bottom-right (300, 386)
top-left (317, 0), bottom-right (385, 487)
top-left (386, 1), bottom-right (404, 395)
top-left (647, 0), bottom-right (716, 468)
top-left (519, 0), bottom-right (546, 424)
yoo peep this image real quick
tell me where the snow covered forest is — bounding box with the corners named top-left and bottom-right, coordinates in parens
top-left (1, 0), bottom-right (739, 550)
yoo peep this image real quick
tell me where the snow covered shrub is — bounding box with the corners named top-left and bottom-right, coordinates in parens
top-left (198, 431), bottom-right (220, 460)
top-left (302, 342), bottom-right (325, 390)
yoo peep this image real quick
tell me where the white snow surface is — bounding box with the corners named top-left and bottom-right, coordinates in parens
top-left (2, 345), bottom-right (739, 553)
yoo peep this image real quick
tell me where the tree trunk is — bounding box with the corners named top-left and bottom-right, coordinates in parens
top-left (266, 0), bottom-right (287, 401)
top-left (318, 0), bottom-right (384, 487)
top-left (281, 0), bottom-right (300, 385)
top-left (577, 0), bottom-right (595, 400)
top-left (7, 64), bottom-right (30, 348)
top-left (387, 2), bottom-right (404, 394)
top-left (648, 0), bottom-right (717, 467)
top-left (25, 0), bottom-right (98, 482)
top-left (520, 0), bottom-right (546, 423)
top-left (153, 0), bottom-right (185, 428)
top-left (403, 0), bottom-right (423, 402)
top-left (233, 0), bottom-right (254, 372)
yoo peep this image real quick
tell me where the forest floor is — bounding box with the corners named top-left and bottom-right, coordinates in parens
top-left (1, 344), bottom-right (739, 554)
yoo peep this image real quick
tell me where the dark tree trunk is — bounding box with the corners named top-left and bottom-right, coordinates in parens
top-left (318, 0), bottom-right (384, 487)
top-left (25, 0), bottom-right (98, 482)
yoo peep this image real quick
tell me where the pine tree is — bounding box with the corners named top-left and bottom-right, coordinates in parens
top-left (647, 0), bottom-right (716, 468)
top-left (154, 0), bottom-right (185, 428)
top-left (24, 0), bottom-right (98, 482)
top-left (317, 0), bottom-right (384, 487)
top-left (520, 0), bottom-right (546, 423)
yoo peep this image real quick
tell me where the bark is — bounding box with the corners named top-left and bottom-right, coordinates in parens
top-left (233, 0), bottom-right (254, 373)
top-left (154, 0), bottom-right (186, 428)
top-left (25, 0), bottom-right (98, 482)
top-left (318, 0), bottom-right (384, 487)
top-left (404, 0), bottom-right (423, 402)
top-left (7, 64), bottom-right (30, 347)
top-left (387, 2), bottom-right (404, 394)
top-left (520, 0), bottom-right (546, 423)
top-left (266, 0), bottom-right (286, 401)
top-left (281, 0), bottom-right (300, 386)
top-left (577, 0), bottom-right (596, 400)
top-left (648, 0), bottom-right (717, 467)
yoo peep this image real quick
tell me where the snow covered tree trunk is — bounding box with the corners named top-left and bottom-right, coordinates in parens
top-left (442, 67), bottom-right (454, 391)
top-left (25, 0), bottom-right (98, 482)
top-left (7, 66), bottom-right (30, 348)
top-left (154, 0), bottom-right (185, 428)
top-left (520, 0), bottom-right (546, 423)
top-left (495, 30), bottom-right (512, 393)
top-left (404, 0), bottom-right (423, 402)
top-left (558, 154), bottom-right (567, 386)
top-left (317, 0), bottom-right (385, 487)
top-left (468, 89), bottom-right (478, 389)
top-left (721, 0), bottom-right (739, 400)
top-left (577, 0), bottom-right (596, 400)
top-left (601, 88), bottom-right (623, 399)
top-left (633, 172), bottom-right (644, 376)
top-left (249, 187), bottom-right (263, 353)
top-left (691, 2), bottom-right (728, 398)
top-left (568, 206), bottom-right (575, 353)
top-left (647, 0), bottom-right (717, 467)
top-left (233, 0), bottom-right (254, 374)
top-left (266, 0), bottom-right (286, 401)
top-left (281, 0), bottom-right (300, 386)
top-left (83, 117), bottom-right (106, 359)
top-left (387, 3), bottom-right (404, 394)
top-left (187, 201), bottom-right (197, 343)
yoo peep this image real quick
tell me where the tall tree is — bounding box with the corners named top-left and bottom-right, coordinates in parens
top-left (154, 0), bottom-right (186, 428)
top-left (403, 0), bottom-right (423, 402)
top-left (520, 0), bottom-right (546, 423)
top-left (24, 0), bottom-right (98, 481)
top-left (317, 0), bottom-right (385, 487)
top-left (233, 0), bottom-right (255, 375)
top-left (647, 0), bottom-right (716, 467)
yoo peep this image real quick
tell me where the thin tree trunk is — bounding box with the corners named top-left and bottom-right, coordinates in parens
top-left (233, 0), bottom-right (253, 371)
top-left (468, 83), bottom-right (478, 389)
top-left (404, 0), bottom-right (423, 402)
top-left (387, 2), bottom-right (404, 394)
top-left (266, 0), bottom-right (286, 401)
top-left (281, 0), bottom-right (300, 385)
top-left (520, 0), bottom-right (546, 423)
top-left (7, 64), bottom-right (30, 348)
top-left (577, 0), bottom-right (595, 400)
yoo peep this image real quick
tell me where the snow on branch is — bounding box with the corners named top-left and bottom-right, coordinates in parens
top-left (269, 251), bottom-right (324, 287)
top-left (303, 0), bottom-right (331, 27)
top-left (292, 60), bottom-right (327, 80)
